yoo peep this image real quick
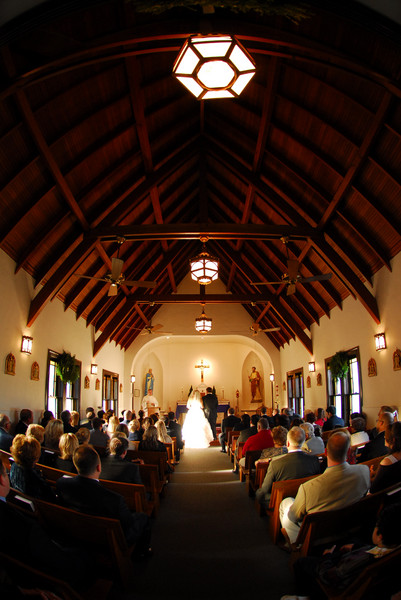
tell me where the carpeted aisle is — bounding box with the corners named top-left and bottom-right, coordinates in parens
top-left (131, 446), bottom-right (296, 600)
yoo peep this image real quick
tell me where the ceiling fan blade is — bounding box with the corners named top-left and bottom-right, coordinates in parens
top-left (287, 259), bottom-right (299, 280)
top-left (151, 324), bottom-right (164, 331)
top-left (108, 284), bottom-right (118, 296)
top-left (287, 283), bottom-right (296, 296)
top-left (260, 327), bottom-right (281, 332)
top-left (76, 274), bottom-right (107, 282)
top-left (298, 273), bottom-right (333, 283)
top-left (124, 279), bottom-right (157, 288)
top-left (251, 281), bottom-right (282, 286)
top-left (111, 257), bottom-right (124, 280)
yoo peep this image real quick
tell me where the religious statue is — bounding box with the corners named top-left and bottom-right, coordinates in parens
top-left (249, 366), bottom-right (262, 402)
top-left (145, 368), bottom-right (154, 395)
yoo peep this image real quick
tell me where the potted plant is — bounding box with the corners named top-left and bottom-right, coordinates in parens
top-left (56, 351), bottom-right (80, 383)
top-left (329, 351), bottom-right (349, 380)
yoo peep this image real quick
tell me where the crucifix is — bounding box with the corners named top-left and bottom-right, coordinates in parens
top-left (195, 359), bottom-right (209, 383)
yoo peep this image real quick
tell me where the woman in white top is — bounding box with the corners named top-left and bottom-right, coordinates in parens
top-left (182, 390), bottom-right (214, 449)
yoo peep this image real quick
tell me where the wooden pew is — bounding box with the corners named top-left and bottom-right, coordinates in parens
top-left (227, 430), bottom-right (240, 460)
top-left (289, 490), bottom-right (385, 563)
top-left (321, 427), bottom-right (350, 443)
top-left (318, 545), bottom-right (401, 600)
top-left (251, 460), bottom-right (270, 510)
top-left (138, 463), bottom-right (163, 514)
top-left (233, 441), bottom-right (245, 472)
top-left (239, 449), bottom-right (262, 493)
top-left (267, 474), bottom-right (319, 544)
top-left (126, 449), bottom-right (169, 484)
top-left (221, 426), bottom-right (233, 452)
top-left (37, 462), bottom-right (153, 516)
top-left (0, 550), bottom-right (112, 600)
top-left (8, 492), bottom-right (136, 590)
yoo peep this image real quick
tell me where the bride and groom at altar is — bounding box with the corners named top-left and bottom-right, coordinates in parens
top-left (182, 387), bottom-right (218, 448)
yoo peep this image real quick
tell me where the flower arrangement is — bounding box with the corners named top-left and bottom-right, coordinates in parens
top-left (56, 351), bottom-right (80, 383)
top-left (329, 351), bottom-right (349, 380)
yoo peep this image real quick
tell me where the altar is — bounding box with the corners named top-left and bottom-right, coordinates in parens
top-left (176, 402), bottom-right (230, 423)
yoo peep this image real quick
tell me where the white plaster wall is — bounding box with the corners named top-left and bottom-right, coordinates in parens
top-left (279, 253), bottom-right (401, 428)
top-left (0, 250), bottom-right (125, 424)
top-left (123, 274), bottom-right (282, 413)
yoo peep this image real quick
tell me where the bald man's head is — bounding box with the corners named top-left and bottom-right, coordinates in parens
top-left (326, 430), bottom-right (350, 463)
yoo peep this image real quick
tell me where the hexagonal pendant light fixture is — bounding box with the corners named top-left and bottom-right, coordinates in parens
top-left (173, 34), bottom-right (256, 100)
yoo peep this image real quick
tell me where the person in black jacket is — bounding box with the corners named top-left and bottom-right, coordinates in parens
top-left (202, 387), bottom-right (219, 440)
top-left (100, 435), bottom-right (142, 484)
top-left (56, 445), bottom-right (152, 555)
top-left (219, 408), bottom-right (241, 452)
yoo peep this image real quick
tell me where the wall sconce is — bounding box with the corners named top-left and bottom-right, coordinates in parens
top-left (131, 375), bottom-right (136, 384)
top-left (173, 34), bottom-right (256, 100)
top-left (374, 333), bottom-right (386, 351)
top-left (90, 364), bottom-right (98, 375)
top-left (269, 374), bottom-right (275, 382)
top-left (21, 336), bottom-right (33, 354)
top-left (308, 362), bottom-right (316, 372)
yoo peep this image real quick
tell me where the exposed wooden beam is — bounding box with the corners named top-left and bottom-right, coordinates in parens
top-left (88, 223), bottom-right (317, 241)
top-left (126, 294), bottom-right (274, 304)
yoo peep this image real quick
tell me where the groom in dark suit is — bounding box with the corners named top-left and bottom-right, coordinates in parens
top-left (202, 387), bottom-right (218, 439)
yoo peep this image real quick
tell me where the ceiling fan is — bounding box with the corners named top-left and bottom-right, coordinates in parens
top-left (250, 322), bottom-right (281, 336)
top-left (76, 238), bottom-right (157, 296)
top-left (251, 237), bottom-right (332, 296)
top-left (126, 323), bottom-right (172, 336)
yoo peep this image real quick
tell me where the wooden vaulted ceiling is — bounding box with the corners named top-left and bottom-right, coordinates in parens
top-left (1, 0), bottom-right (401, 356)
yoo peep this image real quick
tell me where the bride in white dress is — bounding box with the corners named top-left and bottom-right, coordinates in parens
top-left (182, 390), bottom-right (214, 449)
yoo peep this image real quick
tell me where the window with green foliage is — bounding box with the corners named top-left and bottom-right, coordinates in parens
top-left (325, 348), bottom-right (362, 422)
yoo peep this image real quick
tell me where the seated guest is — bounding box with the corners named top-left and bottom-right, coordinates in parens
top-left (100, 436), bottom-right (142, 484)
top-left (369, 405), bottom-right (395, 440)
top-left (234, 413), bottom-right (251, 432)
top-left (156, 420), bottom-right (172, 444)
top-left (370, 422), bottom-right (401, 494)
top-left (166, 411), bottom-right (184, 461)
top-left (76, 427), bottom-right (90, 445)
top-left (357, 411), bottom-right (393, 463)
top-left (10, 434), bottom-right (56, 501)
top-left (139, 425), bottom-right (167, 453)
top-left (26, 423), bottom-right (47, 464)
top-left (288, 503), bottom-right (401, 600)
top-left (56, 433), bottom-right (79, 473)
top-left (116, 423), bottom-right (129, 438)
top-left (322, 405), bottom-right (344, 432)
top-left (56, 445), bottom-right (152, 555)
top-left (106, 415), bottom-right (120, 437)
top-left (0, 460), bottom-right (91, 589)
top-left (60, 410), bottom-right (77, 434)
top-left (129, 419), bottom-right (143, 442)
top-left (70, 410), bottom-right (80, 430)
top-left (349, 416), bottom-right (370, 446)
top-left (80, 407), bottom-right (95, 429)
top-left (255, 426), bottom-right (320, 509)
top-left (0, 413), bottom-right (14, 452)
top-left (237, 414), bottom-right (259, 446)
top-left (280, 431), bottom-right (370, 544)
top-left (219, 408), bottom-right (241, 453)
top-left (102, 409), bottom-right (115, 431)
top-left (300, 422), bottom-right (325, 455)
top-left (240, 416), bottom-right (274, 459)
top-left (121, 410), bottom-right (133, 425)
top-left (14, 409), bottom-right (34, 435)
top-left (256, 425), bottom-right (288, 464)
top-left (40, 410), bottom-right (54, 429)
top-left (137, 409), bottom-right (145, 430)
top-left (97, 409), bottom-right (106, 422)
top-left (315, 407), bottom-right (326, 427)
top-left (89, 417), bottom-right (110, 448)
top-left (44, 418), bottom-right (64, 450)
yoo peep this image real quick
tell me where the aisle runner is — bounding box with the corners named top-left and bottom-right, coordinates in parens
top-left (134, 447), bottom-right (295, 600)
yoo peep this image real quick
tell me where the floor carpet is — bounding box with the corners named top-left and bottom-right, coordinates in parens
top-left (128, 446), bottom-right (296, 600)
